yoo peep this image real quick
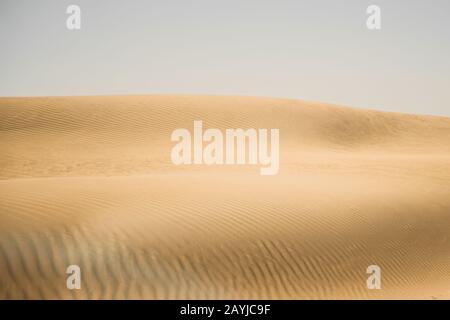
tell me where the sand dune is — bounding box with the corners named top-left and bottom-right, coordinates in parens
top-left (1, 95), bottom-right (450, 299)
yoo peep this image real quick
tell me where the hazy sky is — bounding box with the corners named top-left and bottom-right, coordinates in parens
top-left (1, 0), bottom-right (449, 116)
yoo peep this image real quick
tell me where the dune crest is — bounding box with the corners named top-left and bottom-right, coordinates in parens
top-left (1, 95), bottom-right (449, 299)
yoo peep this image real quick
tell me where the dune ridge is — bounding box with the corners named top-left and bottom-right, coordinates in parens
top-left (1, 95), bottom-right (449, 299)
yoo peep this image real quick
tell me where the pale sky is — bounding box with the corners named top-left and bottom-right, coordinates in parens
top-left (1, 0), bottom-right (449, 116)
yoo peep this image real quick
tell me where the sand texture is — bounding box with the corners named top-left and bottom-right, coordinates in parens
top-left (1, 95), bottom-right (450, 299)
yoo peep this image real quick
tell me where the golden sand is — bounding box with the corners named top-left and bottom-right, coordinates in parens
top-left (1, 95), bottom-right (449, 299)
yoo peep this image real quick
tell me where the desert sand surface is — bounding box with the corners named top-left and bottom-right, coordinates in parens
top-left (1, 95), bottom-right (450, 299)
